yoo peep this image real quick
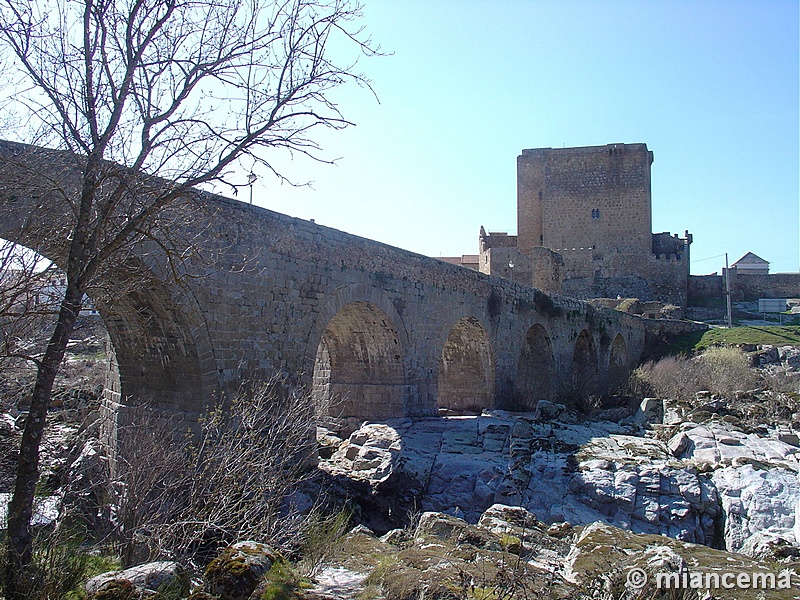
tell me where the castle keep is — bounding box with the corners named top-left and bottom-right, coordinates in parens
top-left (479, 143), bottom-right (692, 305)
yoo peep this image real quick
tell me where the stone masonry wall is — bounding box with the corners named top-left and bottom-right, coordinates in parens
top-left (0, 141), bottom-right (652, 435)
top-left (515, 143), bottom-right (689, 305)
top-left (517, 143), bottom-right (653, 275)
top-left (561, 253), bottom-right (688, 306)
top-left (689, 272), bottom-right (800, 304)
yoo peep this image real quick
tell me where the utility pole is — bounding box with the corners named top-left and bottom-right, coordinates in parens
top-left (725, 253), bottom-right (733, 327)
top-left (508, 259), bottom-right (514, 283)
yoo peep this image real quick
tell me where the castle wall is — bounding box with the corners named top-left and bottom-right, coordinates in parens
top-left (561, 253), bottom-right (688, 306)
top-left (689, 272), bottom-right (800, 304)
top-left (726, 270), bottom-right (800, 301)
top-left (513, 143), bottom-right (690, 306)
top-left (687, 275), bottom-right (724, 305)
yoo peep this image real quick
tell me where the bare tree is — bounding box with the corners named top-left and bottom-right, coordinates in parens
top-left (0, 0), bottom-right (377, 594)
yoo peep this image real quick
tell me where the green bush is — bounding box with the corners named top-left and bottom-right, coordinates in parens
top-left (298, 508), bottom-right (351, 577)
top-left (0, 526), bottom-right (121, 600)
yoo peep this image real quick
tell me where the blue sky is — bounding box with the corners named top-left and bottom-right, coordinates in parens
top-left (255, 0), bottom-right (799, 275)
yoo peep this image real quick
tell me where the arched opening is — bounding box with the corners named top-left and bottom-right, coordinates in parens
top-left (608, 334), bottom-right (629, 393)
top-left (97, 272), bottom-right (208, 413)
top-left (571, 329), bottom-right (598, 400)
top-left (515, 323), bottom-right (555, 409)
top-left (438, 317), bottom-right (494, 414)
top-left (0, 241), bottom-right (109, 409)
top-left (311, 301), bottom-right (405, 420)
top-left (0, 240), bottom-right (212, 453)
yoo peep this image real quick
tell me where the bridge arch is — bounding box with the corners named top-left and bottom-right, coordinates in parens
top-left (307, 287), bottom-right (409, 420)
top-left (571, 328), bottom-right (599, 398)
top-left (608, 333), bottom-right (629, 393)
top-left (516, 322), bottom-right (555, 409)
top-left (437, 316), bottom-right (495, 414)
top-left (0, 238), bottom-right (217, 438)
top-left (97, 269), bottom-right (218, 413)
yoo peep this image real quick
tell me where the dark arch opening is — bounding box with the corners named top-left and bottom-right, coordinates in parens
top-left (515, 323), bottom-right (555, 410)
top-left (311, 301), bottom-right (405, 420)
top-left (97, 272), bottom-right (208, 411)
top-left (570, 329), bottom-right (598, 401)
top-left (608, 333), bottom-right (629, 393)
top-left (438, 317), bottom-right (494, 414)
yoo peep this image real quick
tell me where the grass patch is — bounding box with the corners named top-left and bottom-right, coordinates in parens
top-left (257, 560), bottom-right (306, 600)
top-left (667, 326), bottom-right (800, 354)
top-left (694, 326), bottom-right (800, 350)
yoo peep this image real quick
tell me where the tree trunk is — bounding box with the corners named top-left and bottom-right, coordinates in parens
top-left (3, 283), bottom-right (83, 599)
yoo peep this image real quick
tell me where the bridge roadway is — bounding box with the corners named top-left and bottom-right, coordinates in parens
top-left (0, 142), bottom-right (647, 432)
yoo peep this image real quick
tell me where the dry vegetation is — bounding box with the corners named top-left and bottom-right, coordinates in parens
top-left (629, 346), bottom-right (762, 402)
top-left (87, 379), bottom-right (325, 568)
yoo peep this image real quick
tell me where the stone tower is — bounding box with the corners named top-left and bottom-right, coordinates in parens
top-left (517, 143), bottom-right (654, 279)
top-left (503, 142), bottom-right (691, 304)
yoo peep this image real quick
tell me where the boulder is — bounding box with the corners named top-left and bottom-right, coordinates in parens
top-left (740, 531), bottom-right (800, 561)
top-left (533, 400), bottom-right (566, 422)
top-left (204, 541), bottom-right (278, 600)
top-left (415, 511), bottom-right (467, 540)
top-left (477, 504), bottom-right (548, 551)
top-left (60, 438), bottom-right (111, 535)
top-left (564, 519), bottom-right (794, 597)
top-left (329, 423), bottom-right (404, 483)
top-left (86, 561), bottom-right (188, 599)
top-left (478, 503), bottom-right (543, 536)
top-left (380, 527), bottom-right (411, 546)
top-left (568, 435), bottom-right (720, 545)
top-left (633, 397), bottom-right (662, 424)
top-left (712, 463), bottom-right (800, 554)
top-left (669, 424), bottom-right (800, 469)
top-left (779, 345), bottom-right (800, 367)
top-left (755, 345), bottom-right (780, 366)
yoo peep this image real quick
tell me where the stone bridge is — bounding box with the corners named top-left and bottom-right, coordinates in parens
top-left (0, 142), bottom-right (650, 431)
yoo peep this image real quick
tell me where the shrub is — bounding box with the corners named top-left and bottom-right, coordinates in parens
top-left (697, 346), bottom-right (759, 398)
top-left (0, 526), bottom-right (119, 600)
top-left (630, 347), bottom-right (759, 401)
top-left (630, 356), bottom-right (705, 401)
top-left (297, 508), bottom-right (351, 577)
top-left (100, 377), bottom-right (320, 567)
top-left (762, 368), bottom-right (800, 395)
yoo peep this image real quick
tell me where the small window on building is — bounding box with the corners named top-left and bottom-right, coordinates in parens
top-left (591, 208), bottom-right (600, 220)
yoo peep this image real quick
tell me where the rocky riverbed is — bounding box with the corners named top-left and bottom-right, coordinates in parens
top-left (321, 394), bottom-right (800, 561)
